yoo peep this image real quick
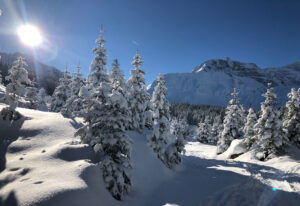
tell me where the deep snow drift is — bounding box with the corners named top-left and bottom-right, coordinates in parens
top-left (1, 106), bottom-right (300, 206)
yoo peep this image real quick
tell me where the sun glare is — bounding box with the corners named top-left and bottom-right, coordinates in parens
top-left (18, 25), bottom-right (43, 47)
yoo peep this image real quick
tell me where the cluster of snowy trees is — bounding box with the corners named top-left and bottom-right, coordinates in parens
top-left (15, 29), bottom-right (184, 200)
top-left (196, 84), bottom-right (300, 161)
top-left (0, 29), bottom-right (187, 200)
top-left (0, 57), bottom-right (50, 120)
top-left (170, 102), bottom-right (225, 125)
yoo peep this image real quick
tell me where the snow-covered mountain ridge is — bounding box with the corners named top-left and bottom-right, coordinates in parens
top-left (148, 58), bottom-right (300, 109)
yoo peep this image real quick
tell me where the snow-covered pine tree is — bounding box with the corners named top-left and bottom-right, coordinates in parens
top-left (243, 108), bottom-right (257, 149)
top-left (148, 74), bottom-right (170, 162)
top-left (87, 27), bottom-right (109, 92)
top-left (196, 117), bottom-right (212, 143)
top-left (210, 115), bottom-right (222, 145)
top-left (283, 88), bottom-right (300, 148)
top-left (1, 57), bottom-right (31, 120)
top-left (50, 66), bottom-right (71, 112)
top-left (252, 83), bottom-right (287, 160)
top-left (170, 117), bottom-right (188, 139)
top-left (217, 88), bottom-right (243, 154)
top-left (61, 63), bottom-right (84, 117)
top-left (25, 86), bottom-right (38, 109)
top-left (37, 88), bottom-right (48, 111)
top-left (110, 59), bottom-right (126, 93)
top-left (127, 51), bottom-right (150, 132)
top-left (109, 59), bottom-right (132, 128)
top-left (148, 74), bottom-right (183, 169)
top-left (144, 101), bottom-right (154, 129)
top-left (76, 80), bottom-right (132, 200)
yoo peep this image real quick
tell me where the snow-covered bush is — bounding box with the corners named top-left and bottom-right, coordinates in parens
top-left (127, 51), bottom-right (150, 132)
top-left (283, 88), bottom-right (300, 148)
top-left (217, 88), bottom-right (243, 154)
top-left (252, 83), bottom-right (287, 160)
top-left (243, 108), bottom-right (257, 149)
top-left (1, 57), bottom-right (31, 120)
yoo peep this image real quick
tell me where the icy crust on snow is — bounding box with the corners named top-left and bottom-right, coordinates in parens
top-left (148, 59), bottom-right (300, 109)
top-left (1, 106), bottom-right (300, 205)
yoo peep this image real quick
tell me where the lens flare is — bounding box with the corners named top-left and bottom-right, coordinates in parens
top-left (18, 24), bottom-right (43, 47)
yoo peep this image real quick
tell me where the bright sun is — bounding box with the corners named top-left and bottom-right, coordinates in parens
top-left (18, 25), bottom-right (43, 47)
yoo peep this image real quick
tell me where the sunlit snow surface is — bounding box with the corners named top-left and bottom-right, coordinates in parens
top-left (0, 105), bottom-right (300, 206)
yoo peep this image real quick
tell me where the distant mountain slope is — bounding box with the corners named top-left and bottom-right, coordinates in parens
top-left (0, 52), bottom-right (63, 94)
top-left (148, 58), bottom-right (300, 109)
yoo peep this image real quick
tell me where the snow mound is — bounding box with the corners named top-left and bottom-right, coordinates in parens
top-left (220, 139), bottom-right (248, 159)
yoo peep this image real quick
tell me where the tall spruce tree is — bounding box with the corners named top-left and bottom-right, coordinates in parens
top-left (87, 27), bottom-right (109, 92)
top-left (252, 83), bottom-right (287, 160)
top-left (127, 51), bottom-right (150, 131)
top-left (148, 74), bottom-right (183, 169)
top-left (1, 57), bottom-right (31, 120)
top-left (283, 88), bottom-right (300, 147)
top-left (217, 88), bottom-right (243, 154)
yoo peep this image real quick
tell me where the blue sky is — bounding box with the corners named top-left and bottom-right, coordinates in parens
top-left (0, 0), bottom-right (300, 84)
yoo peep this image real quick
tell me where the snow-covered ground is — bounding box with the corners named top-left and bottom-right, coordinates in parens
top-left (1, 105), bottom-right (300, 206)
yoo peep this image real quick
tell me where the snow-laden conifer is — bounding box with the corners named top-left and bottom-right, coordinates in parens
top-left (50, 67), bottom-right (71, 112)
top-left (217, 88), bottom-right (243, 154)
top-left (210, 115), bottom-right (222, 144)
top-left (252, 83), bottom-right (287, 160)
top-left (127, 51), bottom-right (150, 131)
top-left (76, 80), bottom-right (132, 200)
top-left (61, 64), bottom-right (84, 116)
top-left (1, 57), bottom-right (31, 120)
top-left (109, 59), bottom-right (132, 128)
top-left (170, 117), bottom-right (189, 139)
top-left (243, 108), bottom-right (257, 149)
top-left (196, 117), bottom-right (212, 143)
top-left (148, 74), bottom-right (183, 169)
top-left (283, 88), bottom-right (300, 147)
top-left (87, 27), bottom-right (109, 92)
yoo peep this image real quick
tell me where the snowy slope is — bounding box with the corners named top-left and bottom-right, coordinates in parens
top-left (148, 58), bottom-right (300, 109)
top-left (1, 106), bottom-right (300, 205)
